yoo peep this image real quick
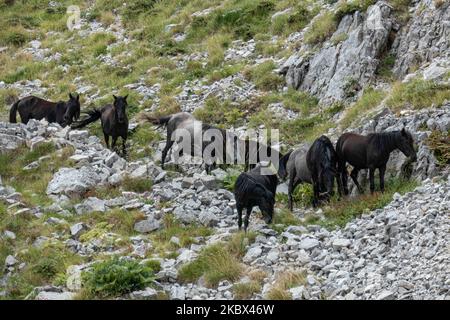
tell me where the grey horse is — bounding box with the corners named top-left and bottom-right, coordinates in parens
top-left (278, 144), bottom-right (313, 211)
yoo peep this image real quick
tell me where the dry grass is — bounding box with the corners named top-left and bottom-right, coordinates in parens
top-left (265, 270), bottom-right (307, 300)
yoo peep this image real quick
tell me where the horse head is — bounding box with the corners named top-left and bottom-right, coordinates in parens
top-left (260, 190), bottom-right (275, 224)
top-left (63, 93), bottom-right (80, 126)
top-left (113, 95), bottom-right (128, 124)
top-left (397, 128), bottom-right (417, 162)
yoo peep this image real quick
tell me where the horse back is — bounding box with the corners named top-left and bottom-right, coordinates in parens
top-left (337, 132), bottom-right (369, 168)
top-left (18, 96), bottom-right (59, 121)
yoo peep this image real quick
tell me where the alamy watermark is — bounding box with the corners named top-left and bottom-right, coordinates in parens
top-left (170, 126), bottom-right (281, 175)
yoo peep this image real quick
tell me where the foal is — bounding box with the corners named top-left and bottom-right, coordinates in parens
top-left (336, 128), bottom-right (417, 194)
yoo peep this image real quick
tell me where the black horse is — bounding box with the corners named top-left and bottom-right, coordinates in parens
top-left (9, 93), bottom-right (80, 127)
top-left (306, 135), bottom-right (342, 207)
top-left (234, 165), bottom-right (278, 232)
top-left (71, 95), bottom-right (129, 156)
top-left (336, 129), bottom-right (417, 195)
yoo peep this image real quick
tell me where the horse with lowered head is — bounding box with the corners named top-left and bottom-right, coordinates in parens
top-left (278, 144), bottom-right (311, 210)
top-left (336, 128), bottom-right (417, 195)
top-left (234, 164), bottom-right (278, 232)
top-left (306, 135), bottom-right (342, 207)
top-left (10, 93), bottom-right (80, 127)
top-left (71, 95), bottom-right (129, 156)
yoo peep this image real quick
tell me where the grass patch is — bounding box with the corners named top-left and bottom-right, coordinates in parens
top-left (177, 232), bottom-right (256, 288)
top-left (426, 130), bottom-right (450, 166)
top-left (4, 242), bottom-right (83, 299)
top-left (340, 87), bottom-right (384, 129)
top-left (178, 243), bottom-right (243, 287)
top-left (304, 11), bottom-right (337, 45)
top-left (321, 177), bottom-right (419, 228)
top-left (0, 143), bottom-right (74, 206)
top-left (386, 78), bottom-right (450, 111)
top-left (233, 280), bottom-right (261, 299)
top-left (265, 270), bottom-right (306, 300)
top-left (244, 60), bottom-right (284, 91)
top-left (122, 176), bottom-right (153, 193)
top-left (193, 96), bottom-right (244, 127)
top-left (150, 214), bottom-right (212, 254)
top-left (206, 33), bottom-right (231, 67)
top-left (78, 209), bottom-right (145, 239)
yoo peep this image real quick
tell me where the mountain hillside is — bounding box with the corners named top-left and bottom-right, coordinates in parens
top-left (0, 0), bottom-right (449, 300)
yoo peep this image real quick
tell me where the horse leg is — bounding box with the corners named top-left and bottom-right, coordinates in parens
top-left (111, 136), bottom-right (118, 151)
top-left (237, 205), bottom-right (243, 231)
top-left (244, 206), bottom-right (252, 233)
top-left (339, 161), bottom-right (349, 195)
top-left (122, 137), bottom-right (127, 158)
top-left (336, 173), bottom-right (343, 198)
top-left (161, 139), bottom-right (174, 169)
top-left (369, 168), bottom-right (376, 194)
top-left (350, 168), bottom-right (363, 194)
top-left (310, 172), bottom-right (320, 207)
top-left (104, 134), bottom-right (110, 149)
top-left (288, 169), bottom-right (296, 211)
top-left (379, 165), bottom-right (386, 193)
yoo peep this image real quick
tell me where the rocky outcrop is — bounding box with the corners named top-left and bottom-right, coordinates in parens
top-left (392, 0), bottom-right (450, 78)
top-left (282, 2), bottom-right (394, 103)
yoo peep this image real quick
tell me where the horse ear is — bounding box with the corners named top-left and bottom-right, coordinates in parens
top-left (69, 93), bottom-right (73, 100)
top-left (124, 95), bottom-right (128, 101)
top-left (113, 95), bottom-right (117, 100)
top-left (76, 94), bottom-right (80, 101)
top-left (401, 128), bottom-right (406, 136)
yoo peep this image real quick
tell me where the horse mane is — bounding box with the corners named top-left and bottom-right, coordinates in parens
top-left (278, 150), bottom-right (292, 179)
top-left (316, 136), bottom-right (337, 170)
top-left (367, 131), bottom-right (401, 152)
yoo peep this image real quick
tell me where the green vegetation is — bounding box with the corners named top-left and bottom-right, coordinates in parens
top-left (335, 0), bottom-right (376, 22)
top-left (233, 280), bottom-right (261, 299)
top-left (426, 130), bottom-right (450, 166)
top-left (81, 257), bottom-right (156, 298)
top-left (193, 96), bottom-right (244, 127)
top-left (271, 3), bottom-right (319, 36)
top-left (0, 143), bottom-right (74, 206)
top-left (376, 53), bottom-right (396, 80)
top-left (386, 79), bottom-right (450, 111)
top-left (4, 243), bottom-right (83, 299)
top-left (304, 11), bottom-right (337, 45)
top-left (178, 232), bottom-right (255, 287)
top-left (340, 87), bottom-right (384, 129)
top-left (178, 243), bottom-right (243, 287)
top-left (122, 176), bottom-right (153, 193)
top-left (321, 177), bottom-right (419, 228)
top-left (151, 214), bottom-right (212, 255)
top-left (244, 60), bottom-right (284, 91)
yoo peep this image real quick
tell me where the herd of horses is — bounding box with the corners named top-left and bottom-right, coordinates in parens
top-left (8, 93), bottom-right (418, 231)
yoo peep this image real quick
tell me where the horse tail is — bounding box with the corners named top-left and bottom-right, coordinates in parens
top-left (278, 150), bottom-right (292, 179)
top-left (140, 113), bottom-right (172, 128)
top-left (9, 100), bottom-right (20, 123)
top-left (70, 109), bottom-right (101, 129)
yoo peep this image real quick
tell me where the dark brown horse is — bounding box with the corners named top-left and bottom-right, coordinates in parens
top-left (306, 135), bottom-right (342, 207)
top-left (336, 129), bottom-right (417, 195)
top-left (71, 95), bottom-right (129, 156)
top-left (9, 94), bottom-right (80, 127)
